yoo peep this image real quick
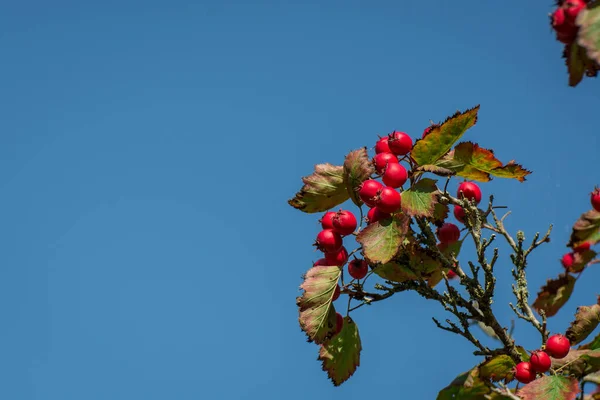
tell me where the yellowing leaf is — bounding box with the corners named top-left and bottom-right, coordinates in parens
top-left (288, 163), bottom-right (348, 213)
top-left (517, 375), bottom-right (580, 400)
top-left (567, 209), bottom-right (600, 248)
top-left (356, 214), bottom-right (411, 264)
top-left (343, 148), bottom-right (375, 207)
top-left (318, 316), bottom-right (362, 386)
top-left (401, 178), bottom-right (440, 218)
top-left (479, 355), bottom-right (515, 383)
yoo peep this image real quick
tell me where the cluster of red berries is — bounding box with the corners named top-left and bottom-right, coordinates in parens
top-left (560, 187), bottom-right (600, 271)
top-left (313, 209), bottom-right (370, 335)
top-left (551, 0), bottom-right (587, 44)
top-left (514, 334), bottom-right (571, 384)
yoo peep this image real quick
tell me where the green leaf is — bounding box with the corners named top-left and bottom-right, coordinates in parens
top-left (567, 42), bottom-right (587, 87)
top-left (412, 106), bottom-right (480, 166)
top-left (551, 349), bottom-right (600, 376)
top-left (516, 346), bottom-right (531, 362)
top-left (401, 178), bottom-right (439, 218)
top-left (479, 355), bottom-right (515, 383)
top-left (356, 214), bottom-right (411, 264)
top-left (577, 4), bottom-right (600, 65)
top-left (517, 375), bottom-right (580, 400)
top-left (435, 142), bottom-right (531, 182)
top-left (297, 265), bottom-right (342, 344)
top-left (373, 262), bottom-right (418, 282)
top-left (566, 303), bottom-right (600, 345)
top-left (430, 202), bottom-right (450, 226)
top-left (318, 316), bottom-right (362, 386)
top-left (343, 148), bottom-right (375, 207)
top-left (532, 273), bottom-right (576, 318)
top-left (580, 331), bottom-right (600, 350)
top-left (288, 163), bottom-right (348, 213)
top-left (436, 368), bottom-right (492, 400)
top-left (415, 164), bottom-right (456, 177)
top-left (567, 209), bottom-right (600, 249)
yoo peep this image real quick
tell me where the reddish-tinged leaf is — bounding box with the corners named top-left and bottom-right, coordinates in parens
top-left (343, 148), bottom-right (375, 207)
top-left (401, 178), bottom-right (439, 218)
top-left (479, 355), bottom-right (515, 383)
top-left (373, 262), bottom-right (418, 282)
top-left (436, 368), bottom-right (492, 400)
top-left (318, 316), bottom-right (361, 386)
top-left (430, 202), bottom-right (449, 226)
top-left (575, 5), bottom-right (600, 74)
top-left (566, 303), bottom-right (600, 345)
top-left (412, 106), bottom-right (480, 167)
top-left (532, 273), bottom-right (576, 317)
top-left (288, 163), bottom-right (348, 213)
top-left (567, 210), bottom-right (600, 248)
top-left (551, 349), bottom-right (600, 376)
top-left (356, 214), bottom-right (411, 264)
top-left (570, 249), bottom-right (598, 273)
top-left (580, 332), bottom-right (600, 350)
top-left (517, 375), bottom-right (580, 400)
top-left (435, 142), bottom-right (531, 182)
top-left (297, 265), bottom-right (342, 344)
top-left (415, 164), bottom-right (456, 177)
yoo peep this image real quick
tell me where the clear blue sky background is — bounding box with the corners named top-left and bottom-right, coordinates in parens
top-left (1, 1), bottom-right (598, 399)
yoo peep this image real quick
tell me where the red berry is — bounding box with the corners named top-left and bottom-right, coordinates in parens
top-left (375, 137), bottom-right (391, 154)
top-left (320, 211), bottom-right (336, 230)
top-left (573, 241), bottom-right (591, 253)
top-left (552, 7), bottom-right (566, 28)
top-left (454, 205), bottom-right (466, 223)
top-left (457, 181), bottom-right (482, 204)
top-left (556, 29), bottom-right (578, 44)
top-left (373, 152), bottom-right (399, 174)
top-left (591, 187), bottom-right (600, 212)
top-left (422, 126), bottom-right (432, 139)
top-left (332, 210), bottom-right (357, 236)
top-left (366, 207), bottom-right (391, 224)
top-left (447, 270), bottom-right (457, 279)
top-left (335, 312), bottom-right (344, 334)
top-left (514, 362), bottom-right (537, 384)
top-left (387, 131), bottom-right (413, 156)
top-left (437, 223), bottom-right (460, 244)
top-left (348, 259), bottom-right (369, 280)
top-left (315, 229), bottom-right (343, 253)
top-left (530, 350), bottom-right (552, 373)
top-left (314, 258), bottom-right (329, 266)
top-left (382, 162), bottom-right (408, 188)
top-left (358, 179), bottom-right (383, 207)
top-left (561, 253), bottom-right (575, 270)
top-left (546, 334), bottom-right (571, 359)
top-left (376, 186), bottom-right (402, 214)
top-left (564, 0), bottom-right (586, 24)
top-left (325, 246), bottom-right (349, 266)
top-left (332, 284), bottom-right (341, 301)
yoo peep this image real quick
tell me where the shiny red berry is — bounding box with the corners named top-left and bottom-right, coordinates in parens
top-left (373, 152), bottom-right (399, 174)
top-left (375, 137), bottom-right (391, 154)
top-left (447, 270), bottom-right (457, 279)
top-left (366, 207), bottom-right (391, 224)
top-left (530, 350), bottom-right (552, 373)
top-left (514, 362), bottom-right (537, 384)
top-left (387, 131), bottom-right (413, 156)
top-left (382, 162), bottom-right (408, 188)
top-left (457, 181), bottom-right (482, 204)
top-left (561, 253), bottom-right (575, 270)
top-left (332, 284), bottom-right (341, 301)
top-left (358, 179), bottom-right (383, 207)
top-left (334, 312), bottom-right (344, 334)
top-left (325, 246), bottom-right (349, 266)
top-left (314, 258), bottom-right (329, 267)
top-left (348, 259), bottom-right (369, 280)
top-left (375, 186), bottom-right (402, 213)
top-left (315, 229), bottom-right (343, 253)
top-left (573, 241), bottom-right (591, 253)
top-left (546, 334), bottom-right (570, 359)
top-left (437, 223), bottom-right (460, 244)
top-left (454, 206), bottom-right (466, 223)
top-left (320, 211), bottom-right (336, 230)
top-left (332, 210), bottom-right (357, 236)
top-left (591, 187), bottom-right (600, 212)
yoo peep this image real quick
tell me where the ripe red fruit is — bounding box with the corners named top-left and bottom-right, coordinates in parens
top-left (314, 258), bottom-right (329, 266)
top-left (437, 223), bottom-right (460, 244)
top-left (332, 284), bottom-right (341, 301)
top-left (358, 179), bottom-right (384, 207)
top-left (422, 126), bottom-right (433, 139)
top-left (561, 253), bottom-right (575, 270)
top-left (366, 207), bottom-right (392, 224)
top-left (315, 229), bottom-right (343, 253)
top-left (387, 131), bottom-right (413, 156)
top-left (514, 362), bottom-right (537, 384)
top-left (552, 7), bottom-right (566, 28)
top-left (332, 210), bottom-right (357, 236)
top-left (564, 0), bottom-right (586, 23)
top-left (335, 312), bottom-right (344, 334)
top-left (447, 270), bottom-right (457, 279)
top-left (348, 259), bottom-right (369, 280)
top-left (457, 181), bottom-right (482, 204)
top-left (375, 137), bottom-right (391, 154)
top-left (530, 350), bottom-right (552, 373)
top-left (375, 186), bottom-right (402, 213)
top-left (373, 152), bottom-right (399, 174)
top-left (591, 188), bottom-right (600, 212)
top-left (382, 162), bottom-right (408, 188)
top-left (325, 246), bottom-right (349, 266)
top-left (546, 334), bottom-right (571, 359)
top-left (573, 241), bottom-right (591, 253)
top-left (320, 211), bottom-right (336, 230)
top-left (454, 205), bottom-right (466, 223)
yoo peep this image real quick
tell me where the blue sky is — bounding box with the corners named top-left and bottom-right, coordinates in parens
top-left (1, 1), bottom-right (599, 399)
